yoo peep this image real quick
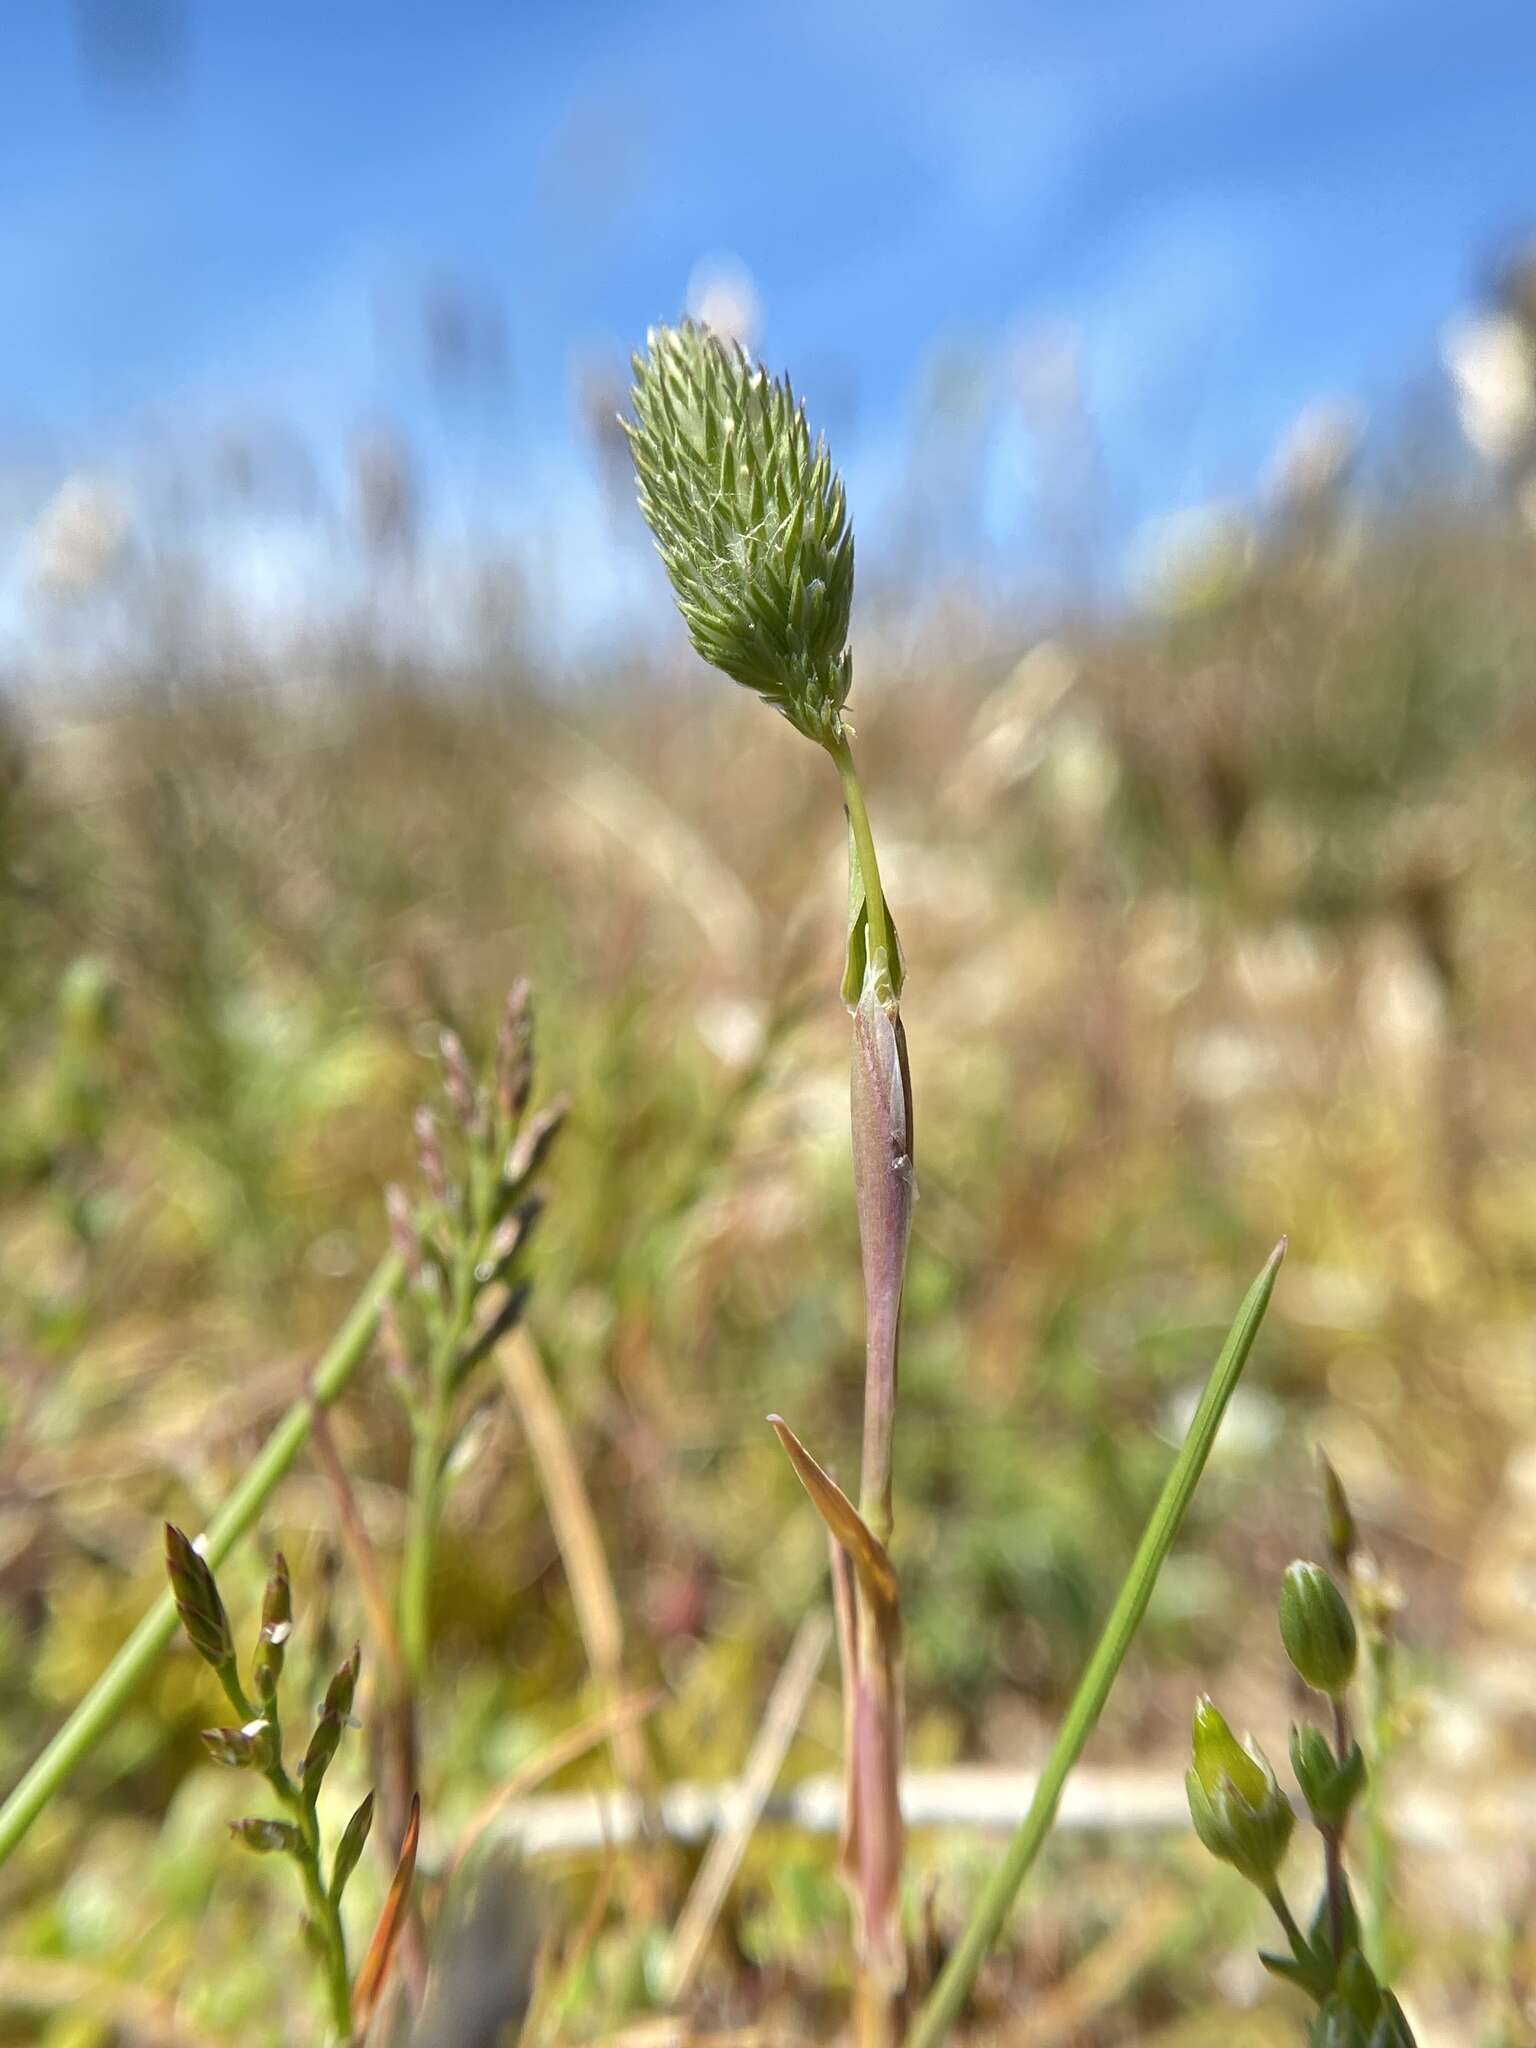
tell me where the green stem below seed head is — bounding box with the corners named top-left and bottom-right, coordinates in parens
top-left (831, 732), bottom-right (895, 1008)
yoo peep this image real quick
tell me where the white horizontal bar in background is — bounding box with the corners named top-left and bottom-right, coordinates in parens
top-left (482, 1768), bottom-right (1188, 1860)
top-left (478, 1765), bottom-right (1531, 1863)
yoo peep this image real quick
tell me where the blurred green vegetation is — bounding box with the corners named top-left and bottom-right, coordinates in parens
top-left (4, 496), bottom-right (1536, 2042)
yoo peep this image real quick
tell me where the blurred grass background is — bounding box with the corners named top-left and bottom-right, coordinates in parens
top-left (6, 441), bottom-right (1536, 2042)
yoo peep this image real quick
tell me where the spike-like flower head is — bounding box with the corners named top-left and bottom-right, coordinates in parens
top-left (624, 322), bottom-right (854, 746)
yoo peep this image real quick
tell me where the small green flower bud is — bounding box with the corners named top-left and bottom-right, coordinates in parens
top-left (1187, 1697), bottom-right (1295, 1888)
top-left (229, 1816), bottom-right (303, 1855)
top-left (502, 1099), bottom-right (568, 1191)
top-left (495, 977), bottom-right (534, 1123)
top-left (253, 1552), bottom-right (292, 1705)
top-left (202, 1717), bottom-right (276, 1771)
top-left (1190, 1696), bottom-right (1267, 1808)
top-left (1280, 1561), bottom-right (1358, 1696)
top-left (301, 1645), bottom-right (360, 1803)
top-left (165, 1524), bottom-right (238, 1690)
top-left (1290, 1723), bottom-right (1367, 1832)
top-left (625, 323), bottom-right (856, 748)
top-left (329, 1790), bottom-right (375, 1904)
top-left (1317, 1451), bottom-right (1358, 1575)
top-left (322, 1642), bottom-right (360, 1723)
top-left (301, 1722), bottom-right (340, 1802)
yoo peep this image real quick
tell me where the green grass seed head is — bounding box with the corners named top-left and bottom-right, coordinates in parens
top-left (624, 320), bottom-right (855, 747)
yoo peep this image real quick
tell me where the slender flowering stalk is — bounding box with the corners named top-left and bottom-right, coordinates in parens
top-left (1180, 1468), bottom-right (1417, 2044)
top-left (165, 1530), bottom-right (370, 2041)
top-left (0, 1252), bottom-right (403, 1869)
top-left (387, 983), bottom-right (566, 1691)
top-left (627, 323), bottom-right (1285, 2046)
top-left (627, 322), bottom-right (910, 2041)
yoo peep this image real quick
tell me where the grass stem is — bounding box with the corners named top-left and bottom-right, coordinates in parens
top-left (397, 1398), bottom-right (447, 1688)
top-left (833, 734), bottom-right (892, 992)
top-left (906, 1241), bottom-right (1284, 2048)
top-left (396, 1209), bottom-right (483, 1687)
top-left (269, 1758), bottom-right (354, 2038)
top-left (0, 1253), bottom-right (404, 1869)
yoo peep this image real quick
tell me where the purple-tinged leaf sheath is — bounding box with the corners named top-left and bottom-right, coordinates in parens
top-left (828, 1535), bottom-right (860, 1885)
top-left (850, 980), bottom-right (914, 1547)
top-left (852, 1657), bottom-right (906, 1991)
top-left (770, 1416), bottom-right (906, 1992)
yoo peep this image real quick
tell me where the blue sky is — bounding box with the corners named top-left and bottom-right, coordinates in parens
top-left (1, 0), bottom-right (1534, 659)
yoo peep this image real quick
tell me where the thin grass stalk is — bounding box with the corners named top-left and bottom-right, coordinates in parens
top-left (622, 324), bottom-right (909, 2042)
top-left (841, 750), bottom-right (913, 2046)
top-left (387, 993), bottom-right (563, 1698)
top-left (499, 1328), bottom-right (653, 1809)
top-left (397, 1262), bottom-right (473, 1687)
top-left (0, 1252), bottom-right (404, 1868)
top-left (661, 1611), bottom-right (831, 2003)
top-left (447, 1687), bottom-right (663, 1882)
top-left (906, 1241), bottom-right (1284, 2048)
top-left (304, 1403), bottom-right (425, 2003)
